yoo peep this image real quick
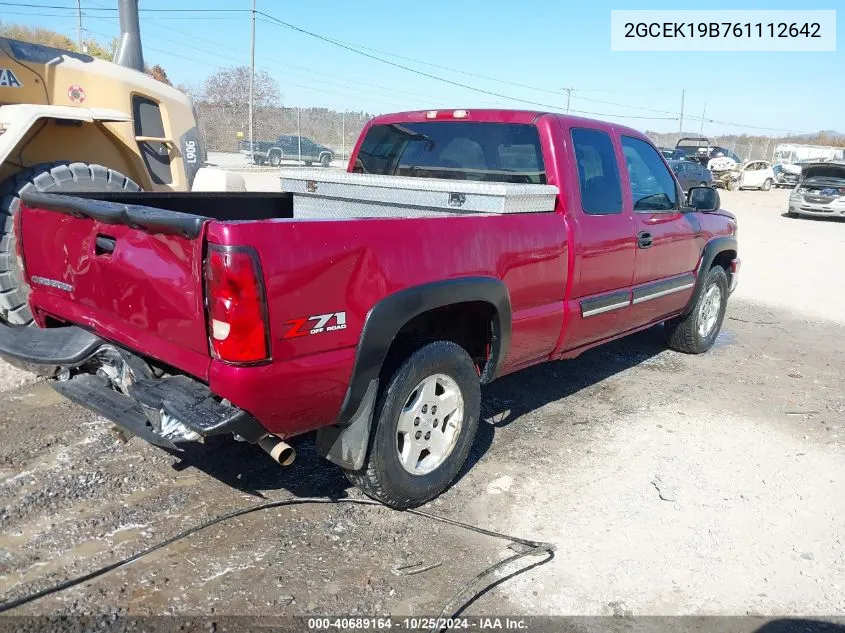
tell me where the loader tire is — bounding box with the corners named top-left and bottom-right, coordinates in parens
top-left (0, 162), bottom-right (140, 326)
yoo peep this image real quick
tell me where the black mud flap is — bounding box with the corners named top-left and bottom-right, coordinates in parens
top-left (316, 379), bottom-right (378, 471)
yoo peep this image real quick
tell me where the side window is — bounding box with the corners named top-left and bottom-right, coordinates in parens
top-left (570, 128), bottom-right (623, 215)
top-left (621, 136), bottom-right (678, 212)
top-left (132, 95), bottom-right (172, 185)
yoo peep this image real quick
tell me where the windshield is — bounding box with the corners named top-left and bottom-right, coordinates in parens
top-left (353, 122), bottom-right (546, 184)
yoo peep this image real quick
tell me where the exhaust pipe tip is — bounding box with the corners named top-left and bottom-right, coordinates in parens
top-left (258, 435), bottom-right (296, 467)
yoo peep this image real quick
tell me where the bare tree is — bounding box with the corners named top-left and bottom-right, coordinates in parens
top-left (201, 66), bottom-right (280, 110)
top-left (197, 66), bottom-right (281, 151)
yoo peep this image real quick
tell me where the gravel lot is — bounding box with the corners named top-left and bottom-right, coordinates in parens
top-left (1, 185), bottom-right (843, 620)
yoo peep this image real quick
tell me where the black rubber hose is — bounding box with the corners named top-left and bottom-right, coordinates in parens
top-left (0, 496), bottom-right (556, 632)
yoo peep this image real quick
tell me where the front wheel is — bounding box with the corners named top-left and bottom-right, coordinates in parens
top-left (664, 266), bottom-right (729, 354)
top-left (345, 341), bottom-right (481, 509)
top-left (761, 178), bottom-right (773, 191)
top-left (268, 153), bottom-right (282, 167)
top-left (320, 154), bottom-right (332, 168)
top-left (727, 179), bottom-right (741, 191)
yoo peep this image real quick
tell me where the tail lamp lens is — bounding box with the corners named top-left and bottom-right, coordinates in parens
top-left (205, 246), bottom-right (270, 363)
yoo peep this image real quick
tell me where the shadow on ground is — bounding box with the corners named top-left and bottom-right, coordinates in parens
top-left (172, 325), bottom-right (667, 498)
top-left (755, 620), bottom-right (845, 633)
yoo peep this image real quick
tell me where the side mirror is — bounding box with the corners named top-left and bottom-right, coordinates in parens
top-left (687, 186), bottom-right (720, 211)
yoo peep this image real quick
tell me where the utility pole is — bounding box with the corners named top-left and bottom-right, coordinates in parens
top-left (297, 108), bottom-right (302, 165)
top-left (678, 89), bottom-right (685, 137)
top-left (341, 111), bottom-right (346, 163)
top-left (76, 0), bottom-right (83, 51)
top-left (699, 103), bottom-right (706, 135)
top-left (563, 88), bottom-right (573, 114)
top-left (248, 0), bottom-right (256, 164)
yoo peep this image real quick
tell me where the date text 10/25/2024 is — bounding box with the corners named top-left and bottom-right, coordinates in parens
top-left (307, 617), bottom-right (529, 630)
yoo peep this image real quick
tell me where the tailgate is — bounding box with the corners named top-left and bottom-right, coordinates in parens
top-left (19, 192), bottom-right (212, 379)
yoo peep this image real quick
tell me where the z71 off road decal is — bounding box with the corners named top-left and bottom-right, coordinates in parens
top-left (282, 312), bottom-right (347, 339)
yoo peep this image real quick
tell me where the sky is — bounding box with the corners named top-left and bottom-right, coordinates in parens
top-left (3, 0), bottom-right (842, 136)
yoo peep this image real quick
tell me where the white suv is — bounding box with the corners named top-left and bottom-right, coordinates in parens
top-left (729, 160), bottom-right (776, 191)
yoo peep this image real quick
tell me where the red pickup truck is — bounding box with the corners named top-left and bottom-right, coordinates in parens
top-left (0, 109), bottom-right (739, 508)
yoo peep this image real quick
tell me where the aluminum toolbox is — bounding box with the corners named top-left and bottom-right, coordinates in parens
top-left (279, 169), bottom-right (559, 218)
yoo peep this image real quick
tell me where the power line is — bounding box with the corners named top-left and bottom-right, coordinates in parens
top-left (5, 1), bottom-right (676, 118)
top-left (254, 11), bottom-right (675, 121)
top-left (0, 2), bottom-right (248, 11)
top-left (83, 14), bottom-right (436, 108)
top-left (303, 31), bottom-right (680, 116)
top-left (7, 1), bottom-right (815, 133)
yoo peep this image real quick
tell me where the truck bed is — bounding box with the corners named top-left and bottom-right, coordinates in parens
top-left (18, 188), bottom-right (568, 436)
top-left (35, 190), bottom-right (295, 221)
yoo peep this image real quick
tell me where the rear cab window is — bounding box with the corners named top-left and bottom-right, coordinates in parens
top-left (353, 122), bottom-right (546, 184)
top-left (570, 128), bottom-right (623, 215)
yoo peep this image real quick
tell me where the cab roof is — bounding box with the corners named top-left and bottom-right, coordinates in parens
top-left (368, 109), bottom-right (648, 139)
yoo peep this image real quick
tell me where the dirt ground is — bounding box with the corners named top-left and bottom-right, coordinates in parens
top-left (1, 185), bottom-right (844, 619)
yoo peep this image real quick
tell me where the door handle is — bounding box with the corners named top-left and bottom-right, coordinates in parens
top-left (95, 235), bottom-right (116, 256)
top-left (637, 231), bottom-right (653, 249)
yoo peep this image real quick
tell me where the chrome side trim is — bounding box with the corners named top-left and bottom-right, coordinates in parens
top-left (632, 282), bottom-right (694, 305)
top-left (582, 300), bottom-right (630, 318)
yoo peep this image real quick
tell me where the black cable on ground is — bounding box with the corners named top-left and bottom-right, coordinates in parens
top-left (0, 496), bottom-right (556, 633)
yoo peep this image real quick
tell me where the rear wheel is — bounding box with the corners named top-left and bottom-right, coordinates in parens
top-left (345, 341), bottom-right (481, 509)
top-left (320, 154), bottom-right (332, 168)
top-left (761, 178), bottom-right (773, 191)
top-left (664, 266), bottom-right (729, 354)
top-left (0, 162), bottom-right (140, 326)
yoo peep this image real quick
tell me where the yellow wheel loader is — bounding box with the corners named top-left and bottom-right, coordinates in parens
top-left (0, 0), bottom-right (211, 326)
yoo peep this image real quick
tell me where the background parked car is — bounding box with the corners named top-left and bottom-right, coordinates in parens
top-left (787, 161), bottom-right (845, 219)
top-left (714, 160), bottom-right (775, 191)
top-left (668, 159), bottom-right (713, 192)
top-left (773, 163), bottom-right (801, 188)
top-left (239, 135), bottom-right (334, 167)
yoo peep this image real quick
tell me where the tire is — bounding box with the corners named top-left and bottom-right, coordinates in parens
top-left (345, 341), bottom-right (481, 509)
top-left (268, 152), bottom-right (282, 167)
top-left (664, 266), bottom-right (729, 354)
top-left (761, 178), bottom-right (772, 191)
top-left (320, 154), bottom-right (331, 168)
top-left (0, 162), bottom-right (140, 326)
top-left (727, 179), bottom-right (740, 191)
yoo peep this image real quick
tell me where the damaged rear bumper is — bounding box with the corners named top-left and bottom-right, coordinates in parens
top-left (0, 324), bottom-right (268, 449)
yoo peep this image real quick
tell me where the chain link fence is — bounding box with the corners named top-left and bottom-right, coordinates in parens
top-left (197, 103), bottom-right (372, 167)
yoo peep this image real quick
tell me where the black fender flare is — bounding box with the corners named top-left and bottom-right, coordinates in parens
top-left (317, 277), bottom-right (512, 470)
top-left (683, 236), bottom-right (738, 315)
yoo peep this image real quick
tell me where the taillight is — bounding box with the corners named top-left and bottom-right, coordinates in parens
top-left (205, 245), bottom-right (270, 364)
